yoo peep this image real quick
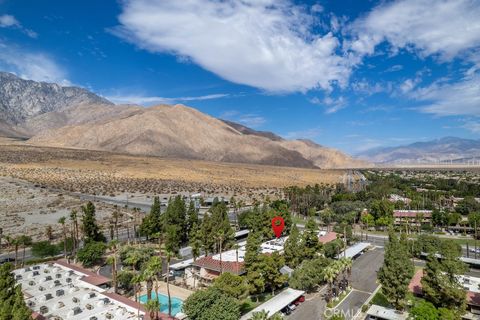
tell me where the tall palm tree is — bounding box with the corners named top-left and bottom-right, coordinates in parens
top-left (69, 209), bottom-right (79, 253)
top-left (145, 299), bottom-right (160, 320)
top-left (146, 256), bottom-right (162, 320)
top-left (0, 227), bottom-right (3, 254)
top-left (107, 240), bottom-right (119, 293)
top-left (19, 235), bottom-right (32, 267)
top-left (58, 217), bottom-right (68, 258)
top-left (166, 250), bottom-right (173, 316)
top-left (323, 266), bottom-right (336, 303)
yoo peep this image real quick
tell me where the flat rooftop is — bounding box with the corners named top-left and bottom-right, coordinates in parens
top-left (211, 237), bottom-right (288, 263)
top-left (337, 242), bottom-right (371, 259)
top-left (13, 262), bottom-right (146, 320)
top-left (240, 288), bottom-right (304, 320)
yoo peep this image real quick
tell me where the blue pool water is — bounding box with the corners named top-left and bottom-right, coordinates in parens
top-left (139, 293), bottom-right (183, 316)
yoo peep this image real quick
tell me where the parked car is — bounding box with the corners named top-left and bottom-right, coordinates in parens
top-left (281, 307), bottom-right (291, 315)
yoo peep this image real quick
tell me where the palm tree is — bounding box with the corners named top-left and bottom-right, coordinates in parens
top-left (166, 250), bottom-right (173, 316)
top-left (251, 310), bottom-right (269, 320)
top-left (323, 266), bottom-right (336, 303)
top-left (45, 225), bottom-right (53, 241)
top-left (107, 240), bottom-right (119, 293)
top-left (58, 217), bottom-right (68, 258)
top-left (19, 235), bottom-right (32, 267)
top-left (145, 299), bottom-right (160, 320)
top-left (146, 256), bottom-right (162, 320)
top-left (0, 227), bottom-right (3, 254)
top-left (190, 226), bottom-right (201, 290)
top-left (112, 206), bottom-right (121, 240)
top-left (70, 209), bottom-right (79, 253)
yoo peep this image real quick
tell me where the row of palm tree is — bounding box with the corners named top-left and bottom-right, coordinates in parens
top-left (323, 257), bottom-right (352, 303)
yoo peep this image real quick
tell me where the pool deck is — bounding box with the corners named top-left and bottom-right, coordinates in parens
top-left (140, 281), bottom-right (194, 301)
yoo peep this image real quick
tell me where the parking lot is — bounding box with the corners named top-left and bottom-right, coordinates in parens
top-left (288, 247), bottom-right (384, 320)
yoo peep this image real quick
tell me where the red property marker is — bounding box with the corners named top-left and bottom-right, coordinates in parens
top-left (271, 216), bottom-right (285, 238)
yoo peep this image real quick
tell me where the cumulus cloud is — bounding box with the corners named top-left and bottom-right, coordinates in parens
top-left (0, 14), bottom-right (37, 38)
top-left (112, 0), bottom-right (351, 93)
top-left (0, 42), bottom-right (69, 84)
top-left (348, 0), bottom-right (480, 60)
top-left (107, 93), bottom-right (229, 106)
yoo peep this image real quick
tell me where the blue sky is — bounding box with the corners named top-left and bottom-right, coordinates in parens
top-left (0, 0), bottom-right (479, 155)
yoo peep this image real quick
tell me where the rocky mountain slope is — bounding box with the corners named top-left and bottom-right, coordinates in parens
top-left (0, 72), bottom-right (367, 168)
top-left (0, 72), bottom-right (111, 136)
top-left (358, 137), bottom-right (480, 164)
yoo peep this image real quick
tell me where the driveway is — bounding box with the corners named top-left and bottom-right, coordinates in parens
top-left (334, 248), bottom-right (384, 319)
top-left (289, 247), bottom-right (384, 320)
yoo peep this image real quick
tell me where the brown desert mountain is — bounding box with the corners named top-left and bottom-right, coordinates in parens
top-left (1, 72), bottom-right (368, 168)
top-left (27, 103), bottom-right (367, 168)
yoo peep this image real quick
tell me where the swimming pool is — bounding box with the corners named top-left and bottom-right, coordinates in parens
top-left (139, 292), bottom-right (183, 316)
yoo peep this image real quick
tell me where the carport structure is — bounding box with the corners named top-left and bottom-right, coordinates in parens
top-left (336, 242), bottom-right (371, 259)
top-left (240, 288), bottom-right (305, 320)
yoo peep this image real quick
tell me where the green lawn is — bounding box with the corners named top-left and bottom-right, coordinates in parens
top-left (371, 291), bottom-right (392, 308)
top-left (327, 288), bottom-right (351, 308)
top-left (239, 292), bottom-right (273, 314)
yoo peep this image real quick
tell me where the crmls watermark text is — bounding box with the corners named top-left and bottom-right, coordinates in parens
top-left (323, 308), bottom-right (357, 319)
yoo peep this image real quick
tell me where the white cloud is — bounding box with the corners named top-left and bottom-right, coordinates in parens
top-left (107, 93), bottom-right (229, 106)
top-left (0, 14), bottom-right (19, 27)
top-left (0, 42), bottom-right (69, 84)
top-left (113, 0), bottom-right (351, 93)
top-left (413, 75), bottom-right (480, 116)
top-left (219, 110), bottom-right (266, 128)
top-left (0, 14), bottom-right (37, 38)
top-left (310, 95), bottom-right (347, 114)
top-left (463, 121), bottom-right (480, 133)
top-left (348, 0), bottom-right (480, 60)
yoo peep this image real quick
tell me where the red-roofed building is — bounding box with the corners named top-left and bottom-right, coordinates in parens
top-left (192, 256), bottom-right (244, 285)
top-left (318, 232), bottom-right (338, 244)
top-left (55, 259), bottom-right (111, 287)
top-left (408, 269), bottom-right (480, 314)
top-left (393, 210), bottom-right (432, 227)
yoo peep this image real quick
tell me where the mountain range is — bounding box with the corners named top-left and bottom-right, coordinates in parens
top-left (358, 137), bottom-right (480, 164)
top-left (0, 72), bottom-right (366, 169)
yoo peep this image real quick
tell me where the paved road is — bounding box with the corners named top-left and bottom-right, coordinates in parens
top-left (289, 248), bottom-right (384, 320)
top-left (333, 248), bottom-right (384, 319)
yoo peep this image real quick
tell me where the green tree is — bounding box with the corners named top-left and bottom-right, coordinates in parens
top-left (187, 200), bottom-right (199, 237)
top-left (58, 216), bottom-right (68, 258)
top-left (144, 298), bottom-right (161, 320)
top-left (422, 248), bottom-right (466, 312)
top-left (284, 224), bottom-right (301, 268)
top-left (212, 272), bottom-right (249, 299)
top-left (302, 218), bottom-right (322, 259)
top-left (139, 196), bottom-right (162, 238)
top-left (261, 252), bottom-right (287, 295)
top-left (81, 201), bottom-right (105, 242)
top-left (378, 230), bottom-right (414, 310)
top-left (408, 300), bottom-right (439, 320)
top-left (31, 241), bottom-right (60, 258)
top-left (289, 257), bottom-right (331, 292)
top-left (244, 232), bottom-right (262, 270)
top-left (183, 288), bottom-right (240, 320)
top-left (76, 241), bottom-right (106, 267)
top-left (0, 263), bottom-right (31, 320)
top-left (370, 199), bottom-right (394, 221)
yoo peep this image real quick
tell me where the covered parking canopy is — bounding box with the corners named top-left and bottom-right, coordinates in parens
top-left (337, 242), bottom-right (371, 259)
top-left (240, 288), bottom-right (305, 320)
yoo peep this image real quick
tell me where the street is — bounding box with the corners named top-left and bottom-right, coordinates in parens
top-left (289, 247), bottom-right (384, 320)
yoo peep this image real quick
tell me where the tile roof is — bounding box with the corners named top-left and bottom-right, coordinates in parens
top-left (393, 210), bottom-right (432, 218)
top-left (55, 259), bottom-right (111, 286)
top-left (319, 232), bottom-right (338, 244)
top-left (193, 256), bottom-right (245, 275)
top-left (408, 269), bottom-right (480, 306)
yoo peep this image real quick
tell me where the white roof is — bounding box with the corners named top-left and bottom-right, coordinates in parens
top-left (458, 275), bottom-right (480, 293)
top-left (366, 305), bottom-right (408, 320)
top-left (240, 288), bottom-right (305, 320)
top-left (235, 229), bottom-right (250, 237)
top-left (170, 255), bottom-right (206, 270)
top-left (210, 237), bottom-right (288, 263)
top-left (337, 242), bottom-right (371, 259)
top-left (13, 263), bottom-right (142, 320)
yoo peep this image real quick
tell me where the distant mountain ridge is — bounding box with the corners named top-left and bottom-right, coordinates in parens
top-left (0, 72), bottom-right (367, 169)
top-left (0, 72), bottom-right (111, 137)
top-left (359, 137), bottom-right (480, 164)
